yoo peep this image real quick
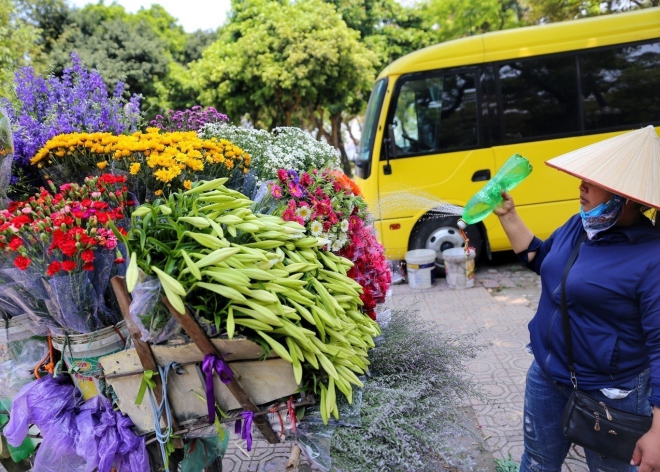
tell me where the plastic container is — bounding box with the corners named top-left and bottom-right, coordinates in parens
top-left (52, 322), bottom-right (129, 400)
top-left (442, 248), bottom-right (476, 289)
top-left (405, 249), bottom-right (436, 289)
top-left (458, 154), bottom-right (533, 228)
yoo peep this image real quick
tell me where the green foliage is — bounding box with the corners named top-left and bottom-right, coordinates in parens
top-left (196, 0), bottom-right (377, 127)
top-left (48, 14), bottom-right (169, 102)
top-left (0, 0), bottom-right (40, 99)
top-left (495, 454), bottom-right (520, 472)
top-left (330, 306), bottom-right (488, 471)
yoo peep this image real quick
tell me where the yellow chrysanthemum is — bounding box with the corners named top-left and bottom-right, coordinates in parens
top-left (183, 180), bottom-right (192, 190)
top-left (97, 161), bottom-right (108, 169)
top-left (130, 163), bottom-right (141, 175)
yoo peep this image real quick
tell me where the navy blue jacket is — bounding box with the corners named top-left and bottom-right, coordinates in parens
top-left (526, 214), bottom-right (660, 406)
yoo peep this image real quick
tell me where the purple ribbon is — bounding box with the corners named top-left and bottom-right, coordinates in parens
top-left (201, 353), bottom-right (233, 423)
top-left (235, 410), bottom-right (254, 451)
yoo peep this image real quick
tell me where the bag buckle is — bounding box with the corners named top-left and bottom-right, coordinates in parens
top-left (570, 372), bottom-right (578, 389)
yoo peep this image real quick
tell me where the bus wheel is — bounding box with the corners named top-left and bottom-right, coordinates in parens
top-left (408, 216), bottom-right (483, 275)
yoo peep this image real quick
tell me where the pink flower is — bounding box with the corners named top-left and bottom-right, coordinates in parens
top-left (288, 182), bottom-right (304, 198)
top-left (270, 184), bottom-right (283, 199)
top-left (277, 169), bottom-right (288, 182)
top-left (105, 237), bottom-right (118, 250)
top-left (301, 173), bottom-right (312, 187)
top-left (21, 207), bottom-right (32, 215)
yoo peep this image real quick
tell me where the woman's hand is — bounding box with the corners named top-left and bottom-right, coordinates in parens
top-left (632, 427), bottom-right (660, 472)
top-left (493, 191), bottom-right (516, 219)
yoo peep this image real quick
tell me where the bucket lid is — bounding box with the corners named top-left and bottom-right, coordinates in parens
top-left (442, 247), bottom-right (475, 261)
top-left (405, 249), bottom-right (437, 264)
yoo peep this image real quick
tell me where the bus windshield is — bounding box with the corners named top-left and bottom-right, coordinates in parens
top-left (356, 79), bottom-right (387, 179)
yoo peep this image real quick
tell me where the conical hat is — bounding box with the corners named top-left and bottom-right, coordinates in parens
top-left (546, 126), bottom-right (660, 209)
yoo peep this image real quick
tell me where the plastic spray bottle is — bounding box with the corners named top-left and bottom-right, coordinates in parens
top-left (457, 154), bottom-right (532, 230)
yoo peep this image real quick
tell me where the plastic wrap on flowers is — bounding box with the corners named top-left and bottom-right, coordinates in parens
top-left (0, 268), bottom-right (63, 332)
top-left (4, 375), bottom-right (149, 472)
top-left (180, 435), bottom-right (228, 472)
top-left (0, 339), bottom-right (48, 399)
top-left (0, 107), bottom-right (13, 208)
top-left (128, 275), bottom-right (181, 343)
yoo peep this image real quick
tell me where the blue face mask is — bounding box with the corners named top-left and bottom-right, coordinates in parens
top-left (580, 194), bottom-right (625, 239)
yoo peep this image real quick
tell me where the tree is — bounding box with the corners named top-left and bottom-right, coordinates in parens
top-left (0, 0), bottom-right (40, 99)
top-left (194, 0), bottom-right (378, 173)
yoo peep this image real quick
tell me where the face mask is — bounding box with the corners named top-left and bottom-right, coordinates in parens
top-left (580, 194), bottom-right (625, 239)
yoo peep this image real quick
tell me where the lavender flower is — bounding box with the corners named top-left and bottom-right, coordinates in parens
top-left (149, 106), bottom-right (229, 132)
top-left (2, 53), bottom-right (141, 170)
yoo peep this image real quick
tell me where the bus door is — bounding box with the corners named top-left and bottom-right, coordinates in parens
top-left (376, 68), bottom-right (495, 249)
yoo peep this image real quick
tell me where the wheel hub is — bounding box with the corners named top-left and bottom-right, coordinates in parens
top-left (425, 226), bottom-right (465, 264)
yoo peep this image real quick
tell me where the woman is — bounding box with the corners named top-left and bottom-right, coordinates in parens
top-left (493, 126), bottom-right (660, 472)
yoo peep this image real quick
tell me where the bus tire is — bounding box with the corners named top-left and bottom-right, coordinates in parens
top-left (408, 216), bottom-right (483, 275)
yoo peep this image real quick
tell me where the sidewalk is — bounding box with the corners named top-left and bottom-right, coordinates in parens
top-left (384, 261), bottom-right (588, 472)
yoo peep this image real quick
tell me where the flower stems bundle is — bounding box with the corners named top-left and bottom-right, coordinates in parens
top-left (0, 174), bottom-right (131, 333)
top-left (124, 178), bottom-right (381, 422)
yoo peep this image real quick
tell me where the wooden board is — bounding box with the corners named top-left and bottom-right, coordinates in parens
top-left (99, 340), bottom-right (297, 435)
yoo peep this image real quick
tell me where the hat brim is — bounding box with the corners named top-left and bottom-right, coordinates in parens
top-left (545, 126), bottom-right (660, 210)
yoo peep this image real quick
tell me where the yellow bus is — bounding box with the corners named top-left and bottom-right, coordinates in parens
top-left (354, 8), bottom-right (660, 271)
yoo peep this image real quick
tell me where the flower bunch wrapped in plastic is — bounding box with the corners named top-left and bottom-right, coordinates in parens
top-left (269, 168), bottom-right (390, 319)
top-left (268, 168), bottom-right (368, 251)
top-left (1, 53), bottom-right (140, 187)
top-left (0, 174), bottom-right (130, 333)
top-left (30, 128), bottom-right (251, 196)
top-left (149, 106), bottom-right (229, 132)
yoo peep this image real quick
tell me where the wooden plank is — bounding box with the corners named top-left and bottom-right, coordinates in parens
top-left (110, 277), bottom-right (181, 438)
top-left (161, 297), bottom-right (281, 444)
top-left (100, 346), bottom-right (297, 434)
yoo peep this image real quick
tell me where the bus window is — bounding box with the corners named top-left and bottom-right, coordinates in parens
top-left (580, 40), bottom-right (660, 131)
top-left (355, 79), bottom-right (388, 179)
top-left (498, 55), bottom-right (580, 141)
top-left (391, 71), bottom-right (478, 157)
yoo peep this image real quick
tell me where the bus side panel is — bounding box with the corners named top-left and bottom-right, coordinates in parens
top-left (484, 199), bottom-right (580, 252)
top-left (378, 217), bottom-right (415, 260)
top-left (377, 148), bottom-right (496, 221)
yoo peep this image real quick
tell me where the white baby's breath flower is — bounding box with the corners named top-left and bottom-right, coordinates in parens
top-left (310, 220), bottom-right (323, 236)
top-left (340, 219), bottom-right (349, 232)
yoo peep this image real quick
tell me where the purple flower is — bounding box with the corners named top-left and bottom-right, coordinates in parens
top-left (3, 52), bottom-right (141, 173)
top-left (149, 106), bottom-right (229, 132)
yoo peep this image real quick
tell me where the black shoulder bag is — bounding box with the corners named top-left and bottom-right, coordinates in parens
top-left (560, 232), bottom-right (653, 462)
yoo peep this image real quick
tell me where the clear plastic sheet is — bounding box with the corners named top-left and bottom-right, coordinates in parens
top-left (129, 275), bottom-right (180, 344)
top-left (4, 376), bottom-right (149, 472)
top-left (0, 107), bottom-right (14, 209)
top-left (295, 389), bottom-right (364, 472)
top-left (0, 338), bottom-right (47, 399)
top-left (0, 268), bottom-right (61, 333)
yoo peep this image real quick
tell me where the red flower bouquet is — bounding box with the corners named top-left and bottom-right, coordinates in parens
top-left (0, 174), bottom-right (131, 333)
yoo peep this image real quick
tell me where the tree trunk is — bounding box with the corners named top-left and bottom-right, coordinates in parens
top-left (330, 113), bottom-right (351, 176)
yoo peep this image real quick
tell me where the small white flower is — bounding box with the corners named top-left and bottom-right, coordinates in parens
top-left (310, 220), bottom-right (323, 236)
top-left (331, 240), bottom-right (343, 252)
top-left (296, 206), bottom-right (311, 221)
top-left (340, 219), bottom-right (349, 232)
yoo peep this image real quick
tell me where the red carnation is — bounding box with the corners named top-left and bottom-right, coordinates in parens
top-left (8, 236), bottom-right (23, 251)
top-left (13, 255), bottom-right (31, 270)
top-left (62, 260), bottom-right (77, 272)
top-left (47, 261), bottom-right (62, 276)
top-left (81, 249), bottom-right (95, 263)
top-left (114, 257), bottom-right (125, 264)
top-left (82, 262), bottom-right (94, 271)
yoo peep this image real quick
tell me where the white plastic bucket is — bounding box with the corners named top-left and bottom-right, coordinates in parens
top-left (52, 322), bottom-right (128, 400)
top-left (405, 249), bottom-right (436, 289)
top-left (442, 247), bottom-right (476, 289)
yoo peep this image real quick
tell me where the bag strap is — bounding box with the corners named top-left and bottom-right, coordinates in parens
top-left (561, 232), bottom-right (588, 389)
